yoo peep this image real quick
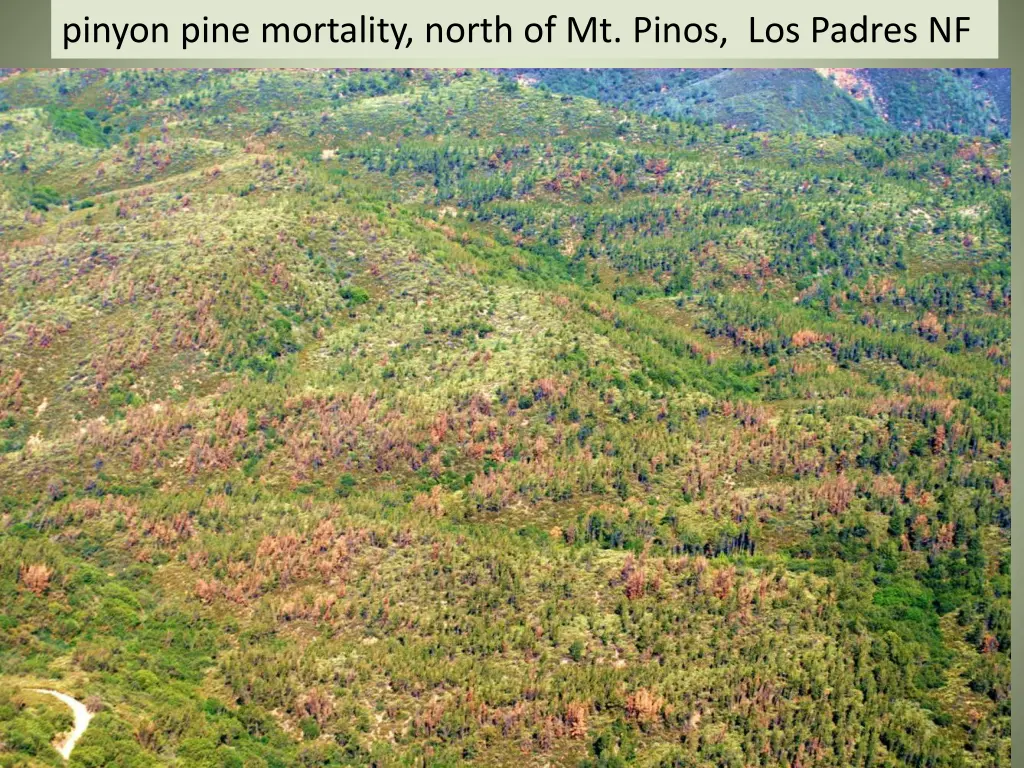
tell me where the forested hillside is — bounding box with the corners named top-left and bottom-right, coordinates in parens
top-left (0, 68), bottom-right (1011, 768)
top-left (498, 68), bottom-right (1011, 137)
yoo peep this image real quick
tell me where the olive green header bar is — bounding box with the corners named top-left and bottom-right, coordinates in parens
top-left (51, 0), bottom-right (998, 61)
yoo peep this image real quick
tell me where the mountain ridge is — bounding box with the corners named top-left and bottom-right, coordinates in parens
top-left (496, 67), bottom-right (1011, 137)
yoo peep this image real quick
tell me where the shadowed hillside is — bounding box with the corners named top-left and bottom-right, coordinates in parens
top-left (499, 68), bottom-right (1011, 137)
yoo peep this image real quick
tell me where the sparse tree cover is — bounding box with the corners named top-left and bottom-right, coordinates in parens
top-left (0, 68), bottom-right (1010, 767)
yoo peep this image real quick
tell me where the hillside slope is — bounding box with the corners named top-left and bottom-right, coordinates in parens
top-left (500, 68), bottom-right (1011, 136)
top-left (0, 68), bottom-right (1011, 768)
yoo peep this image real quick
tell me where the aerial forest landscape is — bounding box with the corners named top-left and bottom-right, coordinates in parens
top-left (0, 67), bottom-right (1011, 767)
